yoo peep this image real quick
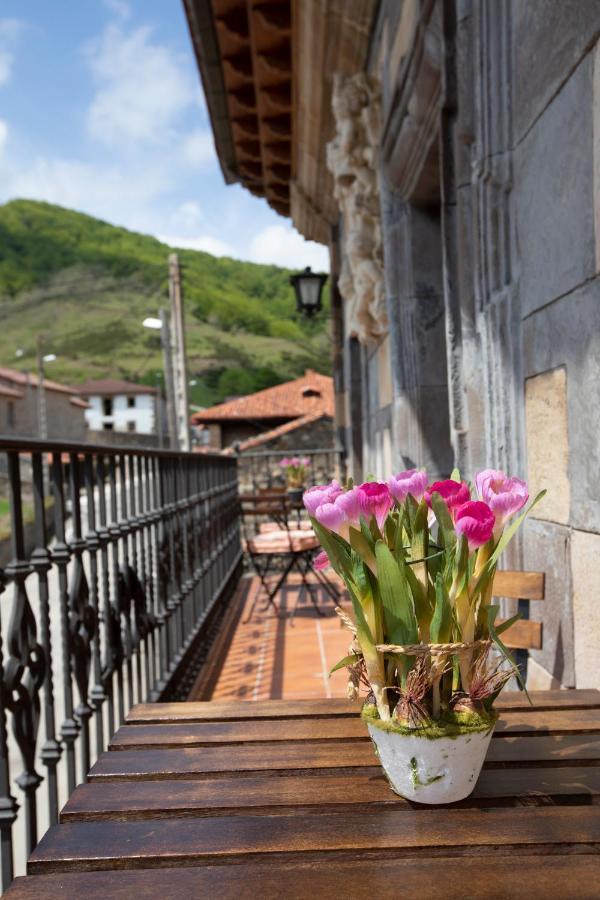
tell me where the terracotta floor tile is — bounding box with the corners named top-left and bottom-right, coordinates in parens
top-left (200, 574), bottom-right (356, 702)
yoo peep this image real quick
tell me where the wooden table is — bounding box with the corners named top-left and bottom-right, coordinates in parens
top-left (7, 690), bottom-right (600, 898)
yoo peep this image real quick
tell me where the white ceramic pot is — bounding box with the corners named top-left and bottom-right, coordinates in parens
top-left (367, 720), bottom-right (495, 804)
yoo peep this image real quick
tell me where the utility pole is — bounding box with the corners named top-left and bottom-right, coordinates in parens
top-left (167, 253), bottom-right (191, 452)
top-left (36, 336), bottom-right (48, 441)
top-left (159, 309), bottom-right (178, 450)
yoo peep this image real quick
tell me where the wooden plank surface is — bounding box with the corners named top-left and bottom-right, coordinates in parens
top-left (61, 765), bottom-right (600, 823)
top-left (125, 689), bottom-right (600, 723)
top-left (89, 733), bottom-right (600, 781)
top-left (499, 618), bottom-right (543, 650)
top-left (493, 569), bottom-right (545, 600)
top-left (10, 856), bottom-right (600, 899)
top-left (109, 707), bottom-right (600, 750)
top-left (18, 692), bottom-right (600, 898)
top-left (28, 806), bottom-right (600, 874)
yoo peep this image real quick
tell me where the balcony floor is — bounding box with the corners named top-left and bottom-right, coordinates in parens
top-left (190, 573), bottom-right (353, 701)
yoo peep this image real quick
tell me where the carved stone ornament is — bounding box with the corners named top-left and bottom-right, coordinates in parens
top-left (326, 72), bottom-right (388, 343)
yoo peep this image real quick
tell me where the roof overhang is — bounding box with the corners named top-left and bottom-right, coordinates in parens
top-left (184, 0), bottom-right (377, 243)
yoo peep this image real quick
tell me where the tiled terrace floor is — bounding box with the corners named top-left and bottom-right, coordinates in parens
top-left (191, 574), bottom-right (353, 701)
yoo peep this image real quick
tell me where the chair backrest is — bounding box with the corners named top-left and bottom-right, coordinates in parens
top-left (492, 569), bottom-right (545, 654)
top-left (238, 493), bottom-right (294, 548)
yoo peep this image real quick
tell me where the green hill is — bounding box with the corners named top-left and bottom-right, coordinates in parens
top-left (0, 199), bottom-right (331, 406)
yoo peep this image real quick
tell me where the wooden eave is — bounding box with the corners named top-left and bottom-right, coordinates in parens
top-left (184, 0), bottom-right (293, 218)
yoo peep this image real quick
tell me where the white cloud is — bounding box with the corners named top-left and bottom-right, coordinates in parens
top-left (170, 200), bottom-right (203, 230)
top-left (158, 233), bottom-right (234, 257)
top-left (247, 223), bottom-right (329, 270)
top-left (0, 154), bottom-right (176, 234)
top-left (103, 0), bottom-right (131, 20)
top-left (181, 129), bottom-right (215, 169)
top-left (85, 22), bottom-right (195, 147)
top-left (0, 120), bottom-right (7, 157)
top-left (0, 19), bottom-right (24, 88)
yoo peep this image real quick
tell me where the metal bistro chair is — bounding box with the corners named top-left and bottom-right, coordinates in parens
top-left (239, 492), bottom-right (339, 623)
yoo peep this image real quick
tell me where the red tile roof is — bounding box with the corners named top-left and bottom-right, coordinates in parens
top-left (231, 411), bottom-right (331, 452)
top-left (191, 370), bottom-right (333, 424)
top-left (69, 396), bottom-right (90, 409)
top-left (75, 379), bottom-right (157, 396)
top-left (0, 366), bottom-right (79, 396)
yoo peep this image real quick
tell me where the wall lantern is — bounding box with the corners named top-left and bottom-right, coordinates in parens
top-left (290, 266), bottom-right (328, 317)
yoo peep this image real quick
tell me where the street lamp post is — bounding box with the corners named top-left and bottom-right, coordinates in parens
top-left (143, 312), bottom-right (178, 450)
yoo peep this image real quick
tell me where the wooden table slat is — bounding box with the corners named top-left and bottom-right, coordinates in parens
top-left (125, 689), bottom-right (600, 723)
top-left (110, 707), bottom-right (600, 750)
top-left (61, 765), bottom-right (600, 823)
top-left (10, 856), bottom-right (600, 900)
top-left (89, 734), bottom-right (600, 781)
top-left (28, 806), bottom-right (600, 874)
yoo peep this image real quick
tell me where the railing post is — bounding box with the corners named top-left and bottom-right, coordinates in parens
top-left (84, 453), bottom-right (106, 760)
top-left (95, 455), bottom-right (115, 738)
top-left (31, 452), bottom-right (61, 827)
top-left (51, 451), bottom-right (79, 795)
top-left (68, 453), bottom-right (95, 782)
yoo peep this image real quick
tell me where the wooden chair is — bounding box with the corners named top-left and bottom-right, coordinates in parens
top-left (239, 493), bottom-right (339, 622)
top-left (492, 569), bottom-right (545, 685)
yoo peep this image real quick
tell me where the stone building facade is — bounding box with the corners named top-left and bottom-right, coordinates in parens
top-left (186, 0), bottom-right (600, 688)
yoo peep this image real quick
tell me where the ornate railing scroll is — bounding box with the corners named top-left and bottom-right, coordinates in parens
top-left (0, 437), bottom-right (241, 889)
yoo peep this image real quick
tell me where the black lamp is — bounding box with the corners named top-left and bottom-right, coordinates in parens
top-left (290, 266), bottom-right (327, 317)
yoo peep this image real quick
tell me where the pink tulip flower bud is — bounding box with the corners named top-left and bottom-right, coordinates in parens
top-left (302, 480), bottom-right (342, 516)
top-left (357, 482), bottom-right (394, 531)
top-left (314, 550), bottom-right (330, 571)
top-left (388, 469), bottom-right (429, 504)
top-left (336, 486), bottom-right (362, 527)
top-left (425, 479), bottom-right (471, 518)
top-left (474, 469), bottom-right (528, 534)
top-left (315, 501), bottom-right (348, 537)
top-left (454, 501), bottom-right (495, 551)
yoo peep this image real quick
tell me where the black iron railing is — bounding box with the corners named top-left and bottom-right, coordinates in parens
top-left (0, 438), bottom-right (241, 887)
top-left (237, 447), bottom-right (345, 494)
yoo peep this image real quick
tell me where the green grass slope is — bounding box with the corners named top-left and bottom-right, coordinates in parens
top-left (0, 199), bottom-right (331, 406)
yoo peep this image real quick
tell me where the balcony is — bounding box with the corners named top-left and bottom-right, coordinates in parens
top-left (0, 436), bottom-right (241, 887)
top-left (0, 435), bottom-right (350, 886)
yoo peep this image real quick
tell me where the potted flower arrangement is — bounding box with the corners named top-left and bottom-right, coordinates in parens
top-left (303, 469), bottom-right (543, 804)
top-left (280, 456), bottom-right (311, 503)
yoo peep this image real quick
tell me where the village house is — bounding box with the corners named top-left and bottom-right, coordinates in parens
top-left (191, 369), bottom-right (334, 452)
top-left (0, 366), bottom-right (88, 441)
top-left (75, 378), bottom-right (158, 436)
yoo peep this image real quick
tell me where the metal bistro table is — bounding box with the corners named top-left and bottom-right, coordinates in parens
top-left (7, 690), bottom-right (600, 898)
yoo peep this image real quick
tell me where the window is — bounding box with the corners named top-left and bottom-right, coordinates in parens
top-left (302, 388), bottom-right (321, 398)
top-left (127, 396), bottom-right (136, 408)
top-left (6, 401), bottom-right (15, 429)
top-left (103, 422), bottom-right (114, 431)
top-left (127, 421), bottom-right (136, 432)
top-left (103, 397), bottom-right (113, 416)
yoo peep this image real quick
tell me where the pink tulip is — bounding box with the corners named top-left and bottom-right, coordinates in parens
top-left (388, 469), bottom-right (429, 504)
top-left (336, 486), bottom-right (362, 527)
top-left (425, 479), bottom-right (470, 518)
top-left (291, 456), bottom-right (301, 467)
top-left (303, 480), bottom-right (342, 516)
top-left (475, 469), bottom-right (528, 533)
top-left (357, 482), bottom-right (394, 531)
top-left (314, 550), bottom-right (330, 570)
top-left (280, 457), bottom-right (291, 467)
top-left (315, 501), bottom-right (348, 536)
top-left (454, 501), bottom-right (495, 551)
top-left (301, 457), bottom-right (311, 467)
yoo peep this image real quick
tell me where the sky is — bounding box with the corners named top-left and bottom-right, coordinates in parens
top-left (0, 0), bottom-right (328, 269)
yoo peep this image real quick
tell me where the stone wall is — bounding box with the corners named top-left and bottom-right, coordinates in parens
top-left (332, 0), bottom-right (600, 687)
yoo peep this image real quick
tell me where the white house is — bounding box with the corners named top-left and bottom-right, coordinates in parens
top-left (75, 379), bottom-right (157, 435)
